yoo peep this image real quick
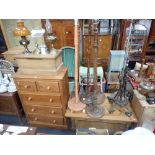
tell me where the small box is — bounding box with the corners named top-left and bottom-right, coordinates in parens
top-left (132, 90), bottom-right (155, 127)
top-left (14, 50), bottom-right (63, 74)
top-left (3, 47), bottom-right (23, 64)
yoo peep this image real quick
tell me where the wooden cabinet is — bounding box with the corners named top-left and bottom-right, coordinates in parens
top-left (2, 48), bottom-right (23, 65)
top-left (13, 68), bottom-right (69, 129)
top-left (63, 20), bottom-right (74, 46)
top-left (132, 90), bottom-right (155, 126)
top-left (82, 35), bottom-right (113, 67)
top-left (0, 26), bottom-right (7, 52)
top-left (0, 25), bottom-right (8, 58)
top-left (0, 92), bottom-right (24, 124)
top-left (145, 20), bottom-right (155, 60)
top-left (42, 19), bottom-right (74, 49)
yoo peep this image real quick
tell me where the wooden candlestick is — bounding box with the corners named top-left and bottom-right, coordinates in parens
top-left (68, 19), bottom-right (86, 111)
top-left (93, 19), bottom-right (98, 92)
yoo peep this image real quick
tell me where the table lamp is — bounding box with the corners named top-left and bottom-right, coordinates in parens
top-left (13, 20), bottom-right (31, 54)
top-left (45, 19), bottom-right (57, 55)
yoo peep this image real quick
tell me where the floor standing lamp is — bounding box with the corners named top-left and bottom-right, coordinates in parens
top-left (68, 19), bottom-right (86, 111)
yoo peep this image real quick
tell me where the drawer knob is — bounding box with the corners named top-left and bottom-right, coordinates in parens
top-left (49, 98), bottom-right (53, 102)
top-left (47, 86), bottom-right (51, 90)
top-left (53, 120), bottom-right (56, 124)
top-left (34, 117), bottom-right (38, 121)
top-left (28, 97), bottom-right (32, 101)
top-left (24, 85), bottom-right (29, 89)
top-left (31, 108), bottom-right (35, 112)
top-left (51, 110), bottom-right (55, 114)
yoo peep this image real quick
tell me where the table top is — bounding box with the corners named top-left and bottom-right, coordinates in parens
top-left (0, 91), bottom-right (17, 97)
top-left (0, 124), bottom-right (37, 135)
top-left (65, 94), bottom-right (138, 123)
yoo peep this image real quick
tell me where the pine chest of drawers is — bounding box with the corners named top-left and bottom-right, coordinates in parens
top-left (13, 68), bottom-right (69, 129)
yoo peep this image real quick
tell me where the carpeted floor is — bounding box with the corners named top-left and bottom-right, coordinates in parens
top-left (0, 114), bottom-right (75, 135)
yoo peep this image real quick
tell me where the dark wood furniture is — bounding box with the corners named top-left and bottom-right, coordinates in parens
top-left (13, 68), bottom-right (69, 129)
top-left (81, 19), bottom-right (113, 71)
top-left (65, 94), bottom-right (138, 134)
top-left (0, 92), bottom-right (24, 124)
top-left (82, 35), bottom-right (113, 67)
top-left (145, 20), bottom-right (155, 62)
top-left (0, 26), bottom-right (7, 52)
top-left (0, 25), bottom-right (8, 58)
top-left (41, 19), bottom-right (74, 49)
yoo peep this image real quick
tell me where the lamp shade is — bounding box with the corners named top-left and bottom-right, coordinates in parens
top-left (13, 20), bottom-right (30, 37)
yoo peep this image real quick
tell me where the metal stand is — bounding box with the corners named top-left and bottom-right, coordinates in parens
top-left (83, 19), bottom-right (105, 118)
top-left (86, 104), bottom-right (105, 118)
top-left (108, 66), bottom-right (133, 117)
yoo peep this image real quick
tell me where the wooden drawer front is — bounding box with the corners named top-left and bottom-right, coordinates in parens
top-left (27, 114), bottom-right (63, 125)
top-left (24, 105), bottom-right (63, 116)
top-left (36, 81), bottom-right (60, 93)
top-left (20, 94), bottom-right (62, 107)
top-left (74, 120), bottom-right (130, 134)
top-left (15, 80), bottom-right (36, 92)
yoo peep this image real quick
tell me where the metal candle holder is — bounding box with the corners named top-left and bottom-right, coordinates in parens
top-left (108, 66), bottom-right (133, 117)
top-left (46, 33), bottom-right (57, 55)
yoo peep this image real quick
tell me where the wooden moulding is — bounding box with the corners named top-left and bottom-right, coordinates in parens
top-left (2, 47), bottom-right (24, 63)
top-left (14, 50), bottom-right (63, 74)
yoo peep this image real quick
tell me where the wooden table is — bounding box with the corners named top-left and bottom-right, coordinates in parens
top-left (65, 94), bottom-right (138, 134)
top-left (0, 92), bottom-right (24, 124)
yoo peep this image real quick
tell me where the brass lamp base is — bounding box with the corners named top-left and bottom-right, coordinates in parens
top-left (19, 36), bottom-right (31, 54)
top-left (68, 97), bottom-right (86, 112)
top-left (86, 104), bottom-right (105, 118)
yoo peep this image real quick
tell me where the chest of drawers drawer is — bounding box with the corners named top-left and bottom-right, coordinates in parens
top-left (13, 68), bottom-right (69, 129)
top-left (24, 105), bottom-right (63, 116)
top-left (36, 81), bottom-right (60, 93)
top-left (15, 80), bottom-right (37, 92)
top-left (20, 93), bottom-right (62, 107)
top-left (27, 114), bottom-right (64, 125)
